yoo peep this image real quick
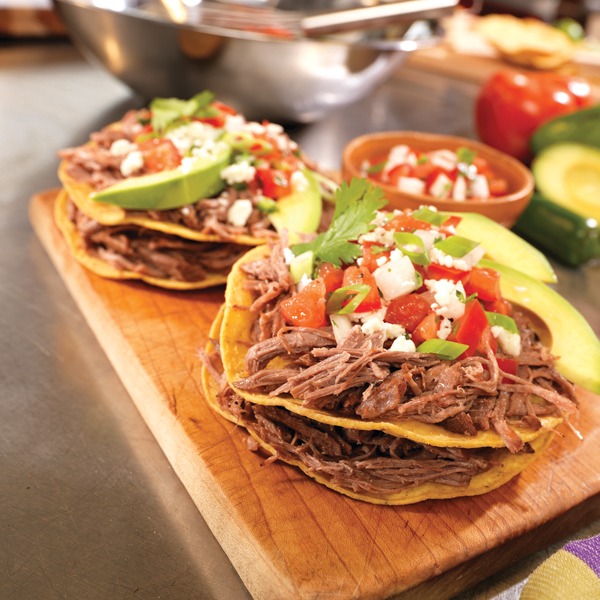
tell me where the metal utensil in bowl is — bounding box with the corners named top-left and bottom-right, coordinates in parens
top-left (54, 0), bottom-right (457, 122)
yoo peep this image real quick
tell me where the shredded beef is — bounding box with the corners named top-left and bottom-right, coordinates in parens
top-left (232, 247), bottom-right (579, 452)
top-left (68, 198), bottom-right (248, 282)
top-left (216, 386), bottom-right (511, 497)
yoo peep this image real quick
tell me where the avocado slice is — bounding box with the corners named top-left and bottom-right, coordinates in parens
top-left (481, 258), bottom-right (600, 393)
top-left (91, 145), bottom-right (231, 210)
top-left (268, 169), bottom-right (322, 236)
top-left (532, 143), bottom-right (600, 222)
top-left (446, 212), bottom-right (557, 283)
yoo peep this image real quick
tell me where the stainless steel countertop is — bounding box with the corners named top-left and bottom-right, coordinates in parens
top-left (1, 39), bottom-right (599, 600)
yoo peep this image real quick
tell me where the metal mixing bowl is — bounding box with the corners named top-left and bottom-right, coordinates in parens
top-left (54, 0), bottom-right (454, 123)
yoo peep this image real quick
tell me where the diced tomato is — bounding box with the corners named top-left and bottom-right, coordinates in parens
top-left (385, 293), bottom-right (430, 333)
top-left (497, 357), bottom-right (519, 382)
top-left (464, 267), bottom-right (502, 302)
top-left (426, 263), bottom-right (471, 284)
top-left (256, 168), bottom-right (290, 199)
top-left (483, 297), bottom-right (513, 316)
top-left (318, 262), bottom-right (344, 294)
top-left (472, 155), bottom-right (491, 176)
top-left (478, 324), bottom-right (498, 356)
top-left (385, 213), bottom-right (432, 233)
top-left (488, 177), bottom-right (509, 197)
top-left (412, 159), bottom-right (437, 180)
top-left (280, 279), bottom-right (327, 328)
top-left (138, 138), bottom-right (181, 172)
top-left (387, 163), bottom-right (414, 185)
top-left (411, 312), bottom-right (439, 345)
top-left (359, 241), bottom-right (390, 273)
top-left (447, 298), bottom-right (489, 358)
top-left (342, 266), bottom-right (381, 312)
top-left (439, 214), bottom-right (462, 236)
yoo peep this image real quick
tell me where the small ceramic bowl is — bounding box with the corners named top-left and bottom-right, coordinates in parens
top-left (341, 131), bottom-right (534, 227)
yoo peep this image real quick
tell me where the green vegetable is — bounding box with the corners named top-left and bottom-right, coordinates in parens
top-left (289, 251), bottom-right (314, 284)
top-left (150, 91), bottom-right (218, 134)
top-left (530, 104), bottom-right (600, 155)
top-left (553, 17), bottom-right (585, 42)
top-left (326, 284), bottom-right (371, 315)
top-left (412, 206), bottom-right (447, 226)
top-left (416, 339), bottom-right (469, 360)
top-left (433, 235), bottom-right (480, 258)
top-left (532, 142), bottom-right (600, 222)
top-left (394, 232), bottom-right (430, 266)
top-left (486, 311), bottom-right (519, 334)
top-left (92, 145), bottom-right (231, 210)
top-left (448, 211), bottom-right (557, 283)
top-left (292, 178), bottom-right (387, 267)
top-left (481, 258), bottom-right (600, 393)
top-left (513, 192), bottom-right (600, 267)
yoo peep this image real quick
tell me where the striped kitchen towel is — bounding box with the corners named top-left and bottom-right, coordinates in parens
top-left (520, 533), bottom-right (600, 599)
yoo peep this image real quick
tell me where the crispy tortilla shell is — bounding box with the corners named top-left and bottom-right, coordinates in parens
top-left (54, 188), bottom-right (232, 290)
top-left (58, 160), bottom-right (266, 246)
top-left (202, 306), bottom-right (556, 505)
top-left (219, 246), bottom-right (563, 450)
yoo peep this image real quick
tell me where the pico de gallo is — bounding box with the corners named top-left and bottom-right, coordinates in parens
top-left (282, 180), bottom-right (521, 365)
top-left (361, 144), bottom-right (510, 201)
top-left (123, 91), bottom-right (311, 202)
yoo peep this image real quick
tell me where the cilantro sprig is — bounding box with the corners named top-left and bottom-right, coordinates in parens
top-left (149, 91), bottom-right (217, 135)
top-left (291, 178), bottom-right (387, 269)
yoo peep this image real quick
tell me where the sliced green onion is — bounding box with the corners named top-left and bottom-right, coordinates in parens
top-left (486, 311), bottom-right (519, 334)
top-left (434, 235), bottom-right (480, 258)
top-left (370, 244), bottom-right (390, 255)
top-left (412, 206), bottom-right (448, 226)
top-left (456, 290), bottom-right (478, 304)
top-left (257, 197), bottom-right (277, 214)
top-left (416, 339), bottom-right (468, 360)
top-left (326, 284), bottom-right (370, 315)
top-left (366, 160), bottom-right (387, 175)
top-left (224, 131), bottom-right (273, 155)
top-left (290, 251), bottom-right (314, 284)
top-left (394, 232), bottom-right (430, 266)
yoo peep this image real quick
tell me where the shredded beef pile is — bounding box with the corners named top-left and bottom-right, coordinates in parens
top-left (67, 198), bottom-right (249, 282)
top-left (232, 243), bottom-right (578, 453)
top-left (212, 379), bottom-right (519, 496)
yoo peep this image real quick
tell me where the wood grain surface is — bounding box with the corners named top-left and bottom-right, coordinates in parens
top-left (30, 189), bottom-right (600, 600)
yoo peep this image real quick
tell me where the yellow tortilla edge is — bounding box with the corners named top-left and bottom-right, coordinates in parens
top-left (202, 308), bottom-right (557, 505)
top-left (58, 160), bottom-right (265, 247)
top-left (54, 188), bottom-right (230, 290)
top-left (219, 245), bottom-right (564, 450)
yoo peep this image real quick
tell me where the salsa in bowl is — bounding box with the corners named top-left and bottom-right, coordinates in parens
top-left (342, 131), bottom-right (534, 227)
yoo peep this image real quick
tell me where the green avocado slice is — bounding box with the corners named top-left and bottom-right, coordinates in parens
top-left (532, 142), bottom-right (600, 222)
top-left (91, 145), bottom-right (232, 210)
top-left (447, 212), bottom-right (557, 283)
top-left (481, 258), bottom-right (600, 393)
top-left (268, 168), bottom-right (322, 236)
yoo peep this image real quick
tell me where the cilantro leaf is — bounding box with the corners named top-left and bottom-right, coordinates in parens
top-left (150, 91), bottom-right (215, 134)
top-left (292, 178), bottom-right (387, 268)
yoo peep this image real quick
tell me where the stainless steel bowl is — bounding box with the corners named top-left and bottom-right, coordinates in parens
top-left (54, 0), bottom-right (454, 123)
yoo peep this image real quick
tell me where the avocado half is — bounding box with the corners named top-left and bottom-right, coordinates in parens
top-left (482, 258), bottom-right (600, 394)
top-left (532, 142), bottom-right (600, 222)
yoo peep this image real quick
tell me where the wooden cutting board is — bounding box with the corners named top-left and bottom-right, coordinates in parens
top-left (30, 189), bottom-right (600, 600)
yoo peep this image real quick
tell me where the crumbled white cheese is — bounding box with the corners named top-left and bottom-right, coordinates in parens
top-left (283, 247), bottom-right (295, 265)
top-left (296, 273), bottom-right (313, 292)
top-left (413, 228), bottom-right (442, 250)
top-left (349, 307), bottom-right (387, 324)
top-left (373, 250), bottom-right (418, 301)
top-left (361, 316), bottom-right (406, 340)
top-left (491, 326), bottom-right (522, 357)
top-left (429, 244), bottom-right (485, 272)
top-left (110, 139), bottom-right (137, 157)
top-left (226, 199), bottom-right (253, 227)
top-left (429, 149), bottom-right (457, 171)
top-left (120, 150), bottom-right (144, 177)
top-left (167, 121), bottom-right (221, 155)
top-left (437, 317), bottom-right (453, 340)
top-left (389, 336), bottom-right (417, 353)
top-left (290, 170), bottom-right (309, 192)
top-left (359, 226), bottom-right (395, 247)
top-left (221, 160), bottom-right (256, 185)
top-left (425, 278), bottom-right (466, 320)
